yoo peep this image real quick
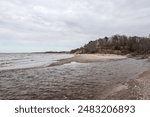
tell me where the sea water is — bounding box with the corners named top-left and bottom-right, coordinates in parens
top-left (0, 53), bottom-right (73, 71)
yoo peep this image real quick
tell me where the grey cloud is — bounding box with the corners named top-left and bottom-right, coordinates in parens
top-left (0, 0), bottom-right (150, 52)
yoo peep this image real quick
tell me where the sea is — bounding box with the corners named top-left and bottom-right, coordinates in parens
top-left (0, 53), bottom-right (150, 99)
top-left (0, 53), bottom-right (73, 71)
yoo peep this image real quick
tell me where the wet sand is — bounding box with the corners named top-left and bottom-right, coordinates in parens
top-left (105, 70), bottom-right (150, 100)
top-left (0, 54), bottom-right (150, 100)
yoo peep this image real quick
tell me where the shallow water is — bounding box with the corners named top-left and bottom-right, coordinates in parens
top-left (0, 53), bottom-right (73, 71)
top-left (0, 54), bottom-right (150, 99)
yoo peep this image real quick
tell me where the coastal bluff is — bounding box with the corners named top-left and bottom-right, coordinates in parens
top-left (70, 35), bottom-right (150, 56)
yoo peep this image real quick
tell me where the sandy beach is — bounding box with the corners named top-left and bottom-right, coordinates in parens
top-left (49, 54), bottom-right (127, 67)
top-left (0, 53), bottom-right (150, 100)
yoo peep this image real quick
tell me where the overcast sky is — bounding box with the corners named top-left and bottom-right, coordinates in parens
top-left (0, 0), bottom-right (150, 52)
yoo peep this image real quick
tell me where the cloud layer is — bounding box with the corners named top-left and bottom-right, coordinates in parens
top-left (0, 0), bottom-right (150, 52)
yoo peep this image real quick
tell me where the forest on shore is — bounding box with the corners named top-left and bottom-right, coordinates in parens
top-left (71, 35), bottom-right (150, 56)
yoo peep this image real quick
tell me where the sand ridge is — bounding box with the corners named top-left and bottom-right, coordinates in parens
top-left (49, 54), bottom-right (127, 67)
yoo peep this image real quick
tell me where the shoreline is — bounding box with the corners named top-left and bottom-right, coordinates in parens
top-left (136, 70), bottom-right (150, 99)
top-left (102, 67), bottom-right (150, 100)
top-left (49, 54), bottom-right (127, 67)
top-left (48, 54), bottom-right (150, 99)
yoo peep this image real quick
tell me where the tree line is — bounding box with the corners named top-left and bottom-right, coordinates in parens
top-left (70, 35), bottom-right (150, 55)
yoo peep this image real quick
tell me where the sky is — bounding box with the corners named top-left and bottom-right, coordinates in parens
top-left (0, 0), bottom-right (150, 52)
